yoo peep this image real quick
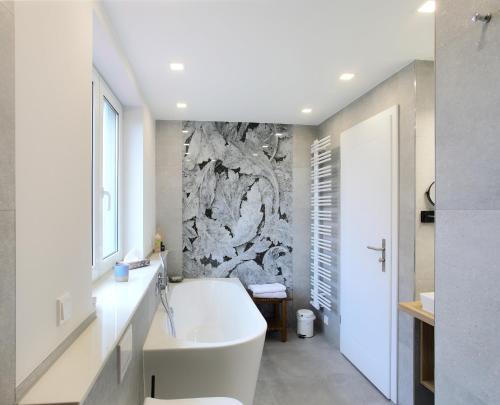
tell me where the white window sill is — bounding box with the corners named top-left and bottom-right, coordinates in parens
top-left (91, 263), bottom-right (113, 283)
top-left (18, 254), bottom-right (162, 405)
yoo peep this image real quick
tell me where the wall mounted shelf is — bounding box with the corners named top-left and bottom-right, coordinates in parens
top-left (399, 300), bottom-right (435, 393)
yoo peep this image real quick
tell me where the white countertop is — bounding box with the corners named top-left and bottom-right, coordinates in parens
top-left (19, 256), bottom-right (161, 405)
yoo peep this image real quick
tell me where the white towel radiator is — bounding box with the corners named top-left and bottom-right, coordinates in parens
top-left (310, 135), bottom-right (333, 311)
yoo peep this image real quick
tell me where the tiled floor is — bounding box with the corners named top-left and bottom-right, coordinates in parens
top-left (254, 331), bottom-right (392, 405)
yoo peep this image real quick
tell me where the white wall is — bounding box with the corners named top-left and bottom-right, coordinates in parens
top-left (123, 108), bottom-right (145, 258)
top-left (94, 2), bottom-right (156, 260)
top-left (15, 1), bottom-right (94, 385)
top-left (122, 106), bottom-right (156, 259)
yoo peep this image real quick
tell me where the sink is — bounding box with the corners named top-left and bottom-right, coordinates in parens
top-left (420, 292), bottom-right (434, 314)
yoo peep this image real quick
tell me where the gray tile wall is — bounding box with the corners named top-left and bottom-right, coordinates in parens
top-left (82, 280), bottom-right (158, 405)
top-left (415, 61), bottom-right (436, 296)
top-left (156, 121), bottom-right (317, 325)
top-left (318, 62), bottom-right (418, 405)
top-left (0, 2), bottom-right (15, 404)
top-left (291, 126), bottom-right (318, 323)
top-left (156, 121), bottom-right (184, 277)
top-left (435, 1), bottom-right (500, 403)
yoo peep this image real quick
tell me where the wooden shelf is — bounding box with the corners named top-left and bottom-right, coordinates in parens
top-left (249, 290), bottom-right (289, 342)
top-left (399, 300), bottom-right (435, 394)
top-left (420, 322), bottom-right (435, 393)
top-left (266, 319), bottom-right (282, 331)
top-left (421, 379), bottom-right (435, 393)
top-left (398, 300), bottom-right (434, 326)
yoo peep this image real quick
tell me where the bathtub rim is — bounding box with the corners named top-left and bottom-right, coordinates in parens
top-left (144, 278), bottom-right (267, 352)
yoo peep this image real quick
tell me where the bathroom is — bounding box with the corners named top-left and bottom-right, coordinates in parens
top-left (1, 1), bottom-right (499, 405)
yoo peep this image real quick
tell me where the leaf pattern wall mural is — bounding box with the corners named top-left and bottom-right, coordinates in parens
top-left (182, 121), bottom-right (293, 287)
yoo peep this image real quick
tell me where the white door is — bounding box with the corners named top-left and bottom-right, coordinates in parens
top-left (340, 106), bottom-right (398, 400)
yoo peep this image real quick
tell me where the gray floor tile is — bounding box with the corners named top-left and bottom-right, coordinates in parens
top-left (255, 332), bottom-right (391, 405)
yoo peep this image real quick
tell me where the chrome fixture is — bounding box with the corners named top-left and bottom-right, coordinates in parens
top-left (157, 251), bottom-right (176, 337)
top-left (472, 13), bottom-right (492, 23)
top-left (367, 238), bottom-right (386, 272)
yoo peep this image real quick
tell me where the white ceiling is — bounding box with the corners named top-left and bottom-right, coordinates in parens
top-left (102, 0), bottom-right (434, 125)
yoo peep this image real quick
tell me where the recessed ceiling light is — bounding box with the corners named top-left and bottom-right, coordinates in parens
top-left (184, 143), bottom-right (190, 146)
top-left (252, 153), bottom-right (258, 157)
top-left (339, 73), bottom-right (355, 81)
top-left (185, 152), bottom-right (190, 155)
top-left (301, 108), bottom-right (312, 114)
top-left (275, 133), bottom-right (283, 137)
top-left (177, 102), bottom-right (187, 109)
top-left (182, 129), bottom-right (189, 134)
top-left (418, 1), bottom-right (435, 13)
top-left (262, 145), bottom-right (269, 148)
top-left (170, 63), bottom-right (184, 71)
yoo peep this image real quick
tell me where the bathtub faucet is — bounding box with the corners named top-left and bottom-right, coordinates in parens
top-left (157, 251), bottom-right (176, 337)
top-left (156, 251), bottom-right (169, 293)
top-left (156, 273), bottom-right (168, 293)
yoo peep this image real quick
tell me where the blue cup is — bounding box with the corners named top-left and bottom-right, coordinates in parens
top-left (114, 263), bottom-right (129, 282)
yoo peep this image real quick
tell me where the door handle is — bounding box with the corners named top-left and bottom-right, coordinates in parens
top-left (367, 239), bottom-right (386, 272)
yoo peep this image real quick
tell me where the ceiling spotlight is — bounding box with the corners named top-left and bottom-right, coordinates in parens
top-left (252, 153), bottom-right (258, 157)
top-left (185, 152), bottom-right (190, 155)
top-left (275, 133), bottom-right (283, 137)
top-left (301, 108), bottom-right (312, 114)
top-left (418, 1), bottom-right (435, 13)
top-left (262, 145), bottom-right (269, 148)
top-left (184, 143), bottom-right (190, 146)
top-left (339, 72), bottom-right (355, 81)
top-left (177, 102), bottom-right (187, 109)
top-left (170, 63), bottom-right (185, 71)
top-left (182, 129), bottom-right (189, 134)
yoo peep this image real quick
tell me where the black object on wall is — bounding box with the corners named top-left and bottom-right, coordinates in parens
top-left (420, 211), bottom-right (435, 223)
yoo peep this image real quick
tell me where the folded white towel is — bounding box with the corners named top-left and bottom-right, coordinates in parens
top-left (253, 291), bottom-right (287, 299)
top-left (248, 283), bottom-right (286, 294)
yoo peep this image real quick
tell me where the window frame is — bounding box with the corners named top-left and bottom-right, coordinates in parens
top-left (92, 69), bottom-right (123, 281)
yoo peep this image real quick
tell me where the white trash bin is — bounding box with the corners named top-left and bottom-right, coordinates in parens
top-left (297, 309), bottom-right (315, 338)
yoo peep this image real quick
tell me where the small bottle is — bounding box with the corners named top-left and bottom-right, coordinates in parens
top-left (154, 233), bottom-right (162, 253)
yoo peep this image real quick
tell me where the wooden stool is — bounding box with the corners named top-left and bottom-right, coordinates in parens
top-left (249, 291), bottom-right (290, 342)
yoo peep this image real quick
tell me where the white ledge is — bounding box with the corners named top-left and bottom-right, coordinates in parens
top-left (19, 255), bottom-right (162, 405)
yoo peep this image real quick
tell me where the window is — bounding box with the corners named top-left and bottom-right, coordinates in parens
top-left (92, 70), bottom-right (123, 280)
top-left (101, 98), bottom-right (119, 258)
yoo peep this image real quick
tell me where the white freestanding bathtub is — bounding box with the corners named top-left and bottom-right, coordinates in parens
top-left (143, 278), bottom-right (267, 405)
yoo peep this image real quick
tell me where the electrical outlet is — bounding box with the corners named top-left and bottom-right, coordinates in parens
top-left (57, 293), bottom-right (72, 326)
top-left (323, 314), bottom-right (329, 325)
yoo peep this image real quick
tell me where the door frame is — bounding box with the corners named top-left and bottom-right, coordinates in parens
top-left (339, 105), bottom-right (399, 401)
